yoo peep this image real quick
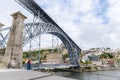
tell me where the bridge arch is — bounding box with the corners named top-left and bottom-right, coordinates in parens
top-left (23, 22), bottom-right (81, 65)
top-left (0, 22), bottom-right (81, 66)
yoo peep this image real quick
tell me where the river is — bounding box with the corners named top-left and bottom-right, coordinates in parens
top-left (52, 70), bottom-right (120, 80)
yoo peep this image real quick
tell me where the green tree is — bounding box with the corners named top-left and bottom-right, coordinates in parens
top-left (85, 60), bottom-right (92, 65)
top-left (99, 53), bottom-right (108, 59)
top-left (107, 53), bottom-right (113, 58)
top-left (99, 52), bottom-right (114, 59)
top-left (23, 52), bottom-right (29, 58)
top-left (62, 53), bottom-right (68, 62)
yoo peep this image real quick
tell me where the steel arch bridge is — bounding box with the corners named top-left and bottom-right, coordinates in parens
top-left (0, 22), bottom-right (81, 65)
top-left (0, 0), bottom-right (81, 66)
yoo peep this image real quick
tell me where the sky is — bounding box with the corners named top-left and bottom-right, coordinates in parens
top-left (0, 0), bottom-right (120, 50)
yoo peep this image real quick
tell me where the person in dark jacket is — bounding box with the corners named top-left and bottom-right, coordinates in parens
top-left (26, 59), bottom-right (31, 70)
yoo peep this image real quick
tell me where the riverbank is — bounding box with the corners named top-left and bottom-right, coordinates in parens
top-left (36, 66), bottom-right (120, 73)
top-left (68, 66), bottom-right (120, 72)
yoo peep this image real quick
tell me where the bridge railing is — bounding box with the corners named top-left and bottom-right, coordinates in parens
top-left (25, 63), bottom-right (78, 70)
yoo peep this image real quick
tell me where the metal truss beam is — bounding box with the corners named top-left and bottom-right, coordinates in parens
top-left (15, 0), bottom-right (80, 53)
top-left (0, 22), bottom-right (81, 65)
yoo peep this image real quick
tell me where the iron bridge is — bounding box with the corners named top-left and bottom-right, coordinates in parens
top-left (0, 0), bottom-right (81, 66)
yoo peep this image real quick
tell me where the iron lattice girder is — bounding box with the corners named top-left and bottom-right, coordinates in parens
top-left (0, 22), bottom-right (81, 65)
top-left (0, 29), bottom-right (9, 48)
top-left (24, 22), bottom-right (81, 65)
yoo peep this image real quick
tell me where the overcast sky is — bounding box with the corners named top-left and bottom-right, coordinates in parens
top-left (0, 0), bottom-right (120, 50)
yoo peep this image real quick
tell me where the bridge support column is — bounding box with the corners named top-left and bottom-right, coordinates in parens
top-left (4, 11), bottom-right (27, 68)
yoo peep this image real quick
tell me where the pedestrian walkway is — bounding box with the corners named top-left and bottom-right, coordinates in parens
top-left (0, 69), bottom-right (24, 72)
top-left (0, 69), bottom-right (76, 80)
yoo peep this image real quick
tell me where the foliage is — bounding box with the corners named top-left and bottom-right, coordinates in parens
top-left (62, 53), bottom-right (68, 61)
top-left (85, 60), bottom-right (92, 65)
top-left (99, 52), bottom-right (114, 59)
top-left (99, 53), bottom-right (108, 59)
top-left (23, 52), bottom-right (29, 58)
top-left (84, 66), bottom-right (91, 70)
top-left (107, 53), bottom-right (114, 58)
top-left (23, 48), bottom-right (61, 62)
top-left (41, 54), bottom-right (46, 60)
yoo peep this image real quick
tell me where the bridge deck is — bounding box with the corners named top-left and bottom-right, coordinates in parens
top-left (31, 64), bottom-right (78, 70)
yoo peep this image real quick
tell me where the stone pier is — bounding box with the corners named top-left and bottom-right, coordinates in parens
top-left (3, 11), bottom-right (27, 68)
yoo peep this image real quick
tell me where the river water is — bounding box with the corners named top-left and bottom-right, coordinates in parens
top-left (52, 70), bottom-right (120, 80)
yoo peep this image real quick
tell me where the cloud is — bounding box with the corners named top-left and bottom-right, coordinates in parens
top-left (0, 0), bottom-right (33, 26)
top-left (107, 0), bottom-right (120, 22)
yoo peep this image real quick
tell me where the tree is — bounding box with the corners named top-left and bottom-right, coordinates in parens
top-left (99, 53), bottom-right (108, 59)
top-left (99, 52), bottom-right (114, 59)
top-left (23, 52), bottom-right (29, 58)
top-left (107, 53), bottom-right (113, 59)
top-left (62, 53), bottom-right (68, 62)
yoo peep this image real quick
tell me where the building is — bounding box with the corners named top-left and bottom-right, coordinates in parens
top-left (46, 53), bottom-right (63, 64)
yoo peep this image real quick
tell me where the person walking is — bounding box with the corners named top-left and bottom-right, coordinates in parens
top-left (26, 59), bottom-right (32, 70)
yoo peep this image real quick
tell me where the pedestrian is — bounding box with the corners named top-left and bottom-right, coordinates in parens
top-left (26, 59), bottom-right (32, 70)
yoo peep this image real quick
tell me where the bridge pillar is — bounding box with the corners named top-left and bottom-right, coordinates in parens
top-left (4, 11), bottom-right (27, 68)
